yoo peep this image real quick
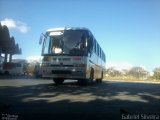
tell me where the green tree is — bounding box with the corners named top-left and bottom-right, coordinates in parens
top-left (153, 67), bottom-right (160, 80)
top-left (8, 36), bottom-right (15, 62)
top-left (0, 23), bottom-right (22, 62)
top-left (0, 24), bottom-right (10, 62)
top-left (0, 23), bottom-right (2, 56)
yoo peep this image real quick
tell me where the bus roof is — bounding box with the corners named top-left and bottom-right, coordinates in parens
top-left (46, 27), bottom-right (90, 33)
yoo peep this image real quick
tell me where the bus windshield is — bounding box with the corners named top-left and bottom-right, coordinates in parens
top-left (42, 30), bottom-right (88, 56)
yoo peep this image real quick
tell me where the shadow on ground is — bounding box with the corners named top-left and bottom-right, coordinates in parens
top-left (0, 80), bottom-right (160, 120)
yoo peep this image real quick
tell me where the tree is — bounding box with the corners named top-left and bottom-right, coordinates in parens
top-left (106, 67), bottom-right (123, 77)
top-left (8, 36), bottom-right (15, 62)
top-left (127, 67), bottom-right (149, 79)
top-left (0, 23), bottom-right (2, 55)
top-left (0, 22), bottom-right (22, 62)
top-left (0, 25), bottom-right (10, 62)
top-left (153, 67), bottom-right (160, 80)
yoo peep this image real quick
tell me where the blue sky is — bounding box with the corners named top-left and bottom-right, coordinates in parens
top-left (0, 0), bottom-right (160, 72)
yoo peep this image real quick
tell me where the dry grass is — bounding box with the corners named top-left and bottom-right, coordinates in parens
top-left (104, 77), bottom-right (160, 83)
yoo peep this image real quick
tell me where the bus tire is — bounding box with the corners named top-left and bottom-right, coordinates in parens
top-left (78, 69), bottom-right (94, 86)
top-left (101, 72), bottom-right (103, 81)
top-left (89, 69), bottom-right (94, 83)
top-left (53, 78), bottom-right (64, 85)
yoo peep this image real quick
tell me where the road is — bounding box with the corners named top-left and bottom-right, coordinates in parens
top-left (0, 78), bottom-right (160, 120)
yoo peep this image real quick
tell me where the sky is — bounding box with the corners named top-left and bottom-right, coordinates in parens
top-left (0, 0), bottom-right (160, 72)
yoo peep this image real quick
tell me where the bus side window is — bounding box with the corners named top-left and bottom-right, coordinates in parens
top-left (94, 39), bottom-right (97, 54)
top-left (103, 52), bottom-right (105, 62)
top-left (100, 49), bottom-right (102, 59)
top-left (100, 48), bottom-right (102, 59)
top-left (97, 43), bottom-right (99, 56)
top-left (88, 36), bottom-right (93, 53)
top-left (102, 52), bottom-right (104, 61)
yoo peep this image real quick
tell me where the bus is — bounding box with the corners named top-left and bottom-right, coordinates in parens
top-left (2, 59), bottom-right (26, 75)
top-left (39, 27), bottom-right (106, 85)
top-left (0, 56), bottom-right (4, 74)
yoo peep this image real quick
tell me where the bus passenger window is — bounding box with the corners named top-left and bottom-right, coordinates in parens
top-left (94, 39), bottom-right (97, 53)
top-left (97, 44), bottom-right (99, 56)
top-left (87, 37), bottom-right (93, 53)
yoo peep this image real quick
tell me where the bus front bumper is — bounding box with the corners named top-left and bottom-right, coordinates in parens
top-left (41, 67), bottom-right (86, 79)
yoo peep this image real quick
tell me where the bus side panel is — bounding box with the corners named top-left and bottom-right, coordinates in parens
top-left (88, 52), bottom-right (98, 80)
top-left (90, 52), bottom-right (105, 80)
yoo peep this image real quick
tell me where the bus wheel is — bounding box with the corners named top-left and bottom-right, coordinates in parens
top-left (53, 78), bottom-right (64, 85)
top-left (80, 69), bottom-right (94, 85)
top-left (89, 69), bottom-right (94, 83)
top-left (101, 72), bottom-right (103, 81)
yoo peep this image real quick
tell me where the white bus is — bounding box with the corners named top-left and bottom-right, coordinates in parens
top-left (39, 27), bottom-right (106, 85)
top-left (2, 59), bottom-right (26, 75)
top-left (0, 56), bottom-right (4, 74)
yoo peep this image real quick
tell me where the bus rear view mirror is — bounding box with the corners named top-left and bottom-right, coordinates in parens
top-left (39, 34), bottom-right (43, 45)
top-left (39, 33), bottom-right (45, 45)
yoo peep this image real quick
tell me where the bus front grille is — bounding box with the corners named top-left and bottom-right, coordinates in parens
top-left (52, 70), bottom-right (71, 74)
top-left (51, 64), bottom-right (74, 67)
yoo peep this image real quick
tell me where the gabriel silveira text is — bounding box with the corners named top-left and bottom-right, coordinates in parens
top-left (121, 114), bottom-right (160, 120)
